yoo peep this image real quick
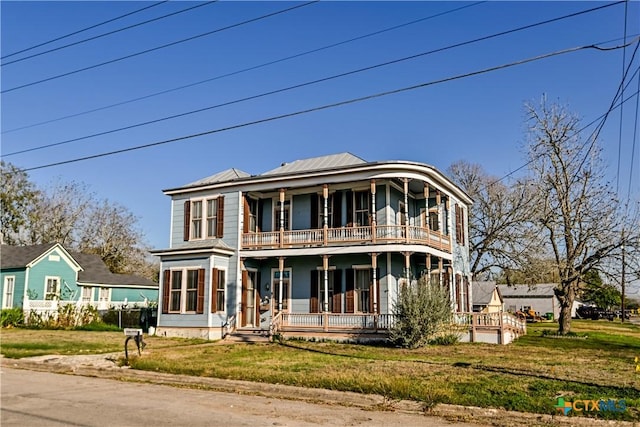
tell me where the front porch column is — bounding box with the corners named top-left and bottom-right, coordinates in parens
top-left (370, 180), bottom-right (377, 243)
top-left (426, 253), bottom-right (431, 282)
top-left (403, 252), bottom-right (411, 284)
top-left (436, 191), bottom-right (442, 234)
top-left (323, 185), bottom-right (329, 245)
top-left (403, 178), bottom-right (409, 243)
top-left (371, 253), bottom-right (378, 313)
top-left (424, 183), bottom-right (430, 231)
top-left (278, 257), bottom-right (284, 312)
top-left (438, 257), bottom-right (443, 287)
top-left (279, 188), bottom-right (286, 248)
top-left (322, 255), bottom-right (329, 313)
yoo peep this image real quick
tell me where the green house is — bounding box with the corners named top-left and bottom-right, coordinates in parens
top-left (1, 243), bottom-right (158, 312)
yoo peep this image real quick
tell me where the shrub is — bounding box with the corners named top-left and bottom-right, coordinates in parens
top-left (389, 275), bottom-right (454, 348)
top-left (1, 308), bottom-right (24, 327)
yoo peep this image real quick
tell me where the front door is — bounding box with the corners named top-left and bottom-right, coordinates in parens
top-left (242, 270), bottom-right (259, 327)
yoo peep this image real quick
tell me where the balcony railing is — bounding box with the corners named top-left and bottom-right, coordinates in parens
top-left (242, 225), bottom-right (450, 252)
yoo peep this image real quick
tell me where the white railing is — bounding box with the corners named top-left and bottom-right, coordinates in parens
top-left (243, 225), bottom-right (451, 252)
top-left (280, 313), bottom-right (391, 331)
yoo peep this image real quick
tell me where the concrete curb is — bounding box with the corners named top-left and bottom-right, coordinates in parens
top-left (2, 356), bottom-right (636, 427)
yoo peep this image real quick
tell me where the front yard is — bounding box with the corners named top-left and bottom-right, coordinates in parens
top-left (2, 320), bottom-right (639, 422)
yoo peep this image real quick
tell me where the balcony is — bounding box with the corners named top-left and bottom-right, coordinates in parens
top-left (242, 225), bottom-right (451, 252)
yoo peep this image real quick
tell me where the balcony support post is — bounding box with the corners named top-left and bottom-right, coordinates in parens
top-left (371, 253), bottom-right (378, 314)
top-left (278, 257), bottom-right (284, 313)
top-left (323, 255), bottom-right (329, 313)
top-left (370, 180), bottom-right (377, 243)
top-left (279, 189), bottom-right (285, 248)
top-left (403, 178), bottom-right (409, 244)
top-left (323, 185), bottom-right (329, 246)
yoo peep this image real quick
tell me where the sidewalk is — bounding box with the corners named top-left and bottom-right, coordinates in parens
top-left (2, 353), bottom-right (635, 427)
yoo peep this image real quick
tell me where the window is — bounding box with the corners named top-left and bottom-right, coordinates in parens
top-left (3, 276), bottom-right (15, 308)
top-left (311, 269), bottom-right (340, 313)
top-left (275, 200), bottom-right (290, 230)
top-left (247, 198), bottom-right (258, 232)
top-left (206, 199), bottom-right (218, 238)
top-left (186, 270), bottom-right (199, 312)
top-left (163, 268), bottom-right (206, 314)
top-left (45, 277), bottom-right (60, 300)
top-left (272, 269), bottom-right (290, 312)
top-left (170, 271), bottom-right (182, 312)
top-left (183, 197), bottom-right (224, 240)
top-left (398, 201), bottom-right (407, 226)
top-left (355, 269), bottom-right (370, 313)
top-left (81, 287), bottom-right (92, 302)
top-left (213, 269), bottom-right (226, 312)
top-left (455, 204), bottom-right (466, 245)
top-left (317, 194), bottom-right (333, 228)
top-left (99, 287), bottom-right (110, 302)
top-left (354, 191), bottom-right (369, 226)
top-left (191, 201), bottom-right (202, 239)
top-left (428, 209), bottom-right (439, 231)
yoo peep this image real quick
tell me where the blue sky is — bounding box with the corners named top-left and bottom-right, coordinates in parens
top-left (2, 1), bottom-right (639, 259)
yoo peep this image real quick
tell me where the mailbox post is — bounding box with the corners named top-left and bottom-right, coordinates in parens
top-left (123, 328), bottom-right (145, 365)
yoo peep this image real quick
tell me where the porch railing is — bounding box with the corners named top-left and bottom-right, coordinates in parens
top-left (242, 225), bottom-right (450, 252)
top-left (280, 312), bottom-right (392, 332)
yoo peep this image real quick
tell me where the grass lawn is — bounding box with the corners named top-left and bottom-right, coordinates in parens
top-left (2, 320), bottom-right (639, 421)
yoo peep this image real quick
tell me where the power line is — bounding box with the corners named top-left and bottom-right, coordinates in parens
top-left (1, 1), bottom-right (318, 95)
top-left (16, 41), bottom-right (627, 172)
top-left (487, 53), bottom-right (640, 189)
top-left (628, 64), bottom-right (640, 202)
top-left (1, 2), bottom-right (168, 60)
top-left (616, 0), bottom-right (629, 193)
top-left (6, 8), bottom-right (628, 158)
top-left (2, 1), bottom-right (487, 134)
top-left (2, 2), bottom-right (218, 66)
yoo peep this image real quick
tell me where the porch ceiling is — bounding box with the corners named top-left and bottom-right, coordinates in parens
top-left (239, 244), bottom-right (453, 259)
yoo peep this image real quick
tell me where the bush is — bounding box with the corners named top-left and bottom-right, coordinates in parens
top-left (1, 308), bottom-right (24, 327)
top-left (389, 275), bottom-right (454, 348)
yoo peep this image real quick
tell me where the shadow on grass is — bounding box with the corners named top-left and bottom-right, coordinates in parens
top-left (279, 341), bottom-right (640, 396)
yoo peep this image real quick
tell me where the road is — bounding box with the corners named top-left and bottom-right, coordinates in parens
top-left (1, 367), bottom-right (479, 427)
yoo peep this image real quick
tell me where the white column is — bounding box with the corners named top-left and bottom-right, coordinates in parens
top-left (323, 255), bottom-right (329, 313)
top-left (278, 257), bottom-right (284, 312)
top-left (371, 253), bottom-right (378, 313)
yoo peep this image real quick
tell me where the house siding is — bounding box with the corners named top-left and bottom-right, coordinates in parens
top-left (155, 156), bottom-right (473, 339)
top-left (29, 249), bottom-right (79, 301)
top-left (1, 268), bottom-right (26, 308)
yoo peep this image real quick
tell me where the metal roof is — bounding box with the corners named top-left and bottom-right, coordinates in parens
top-left (186, 168), bottom-right (251, 187)
top-left (498, 283), bottom-right (558, 297)
top-left (261, 152), bottom-right (367, 176)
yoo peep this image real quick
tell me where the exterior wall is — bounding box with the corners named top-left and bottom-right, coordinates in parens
top-left (503, 296), bottom-right (558, 319)
top-left (111, 288), bottom-right (158, 305)
top-left (28, 248), bottom-right (79, 301)
top-left (0, 268), bottom-right (26, 308)
top-left (159, 254), bottom-right (232, 330)
top-left (159, 161), bottom-right (472, 338)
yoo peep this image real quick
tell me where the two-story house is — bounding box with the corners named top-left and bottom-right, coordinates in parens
top-left (152, 153), bottom-right (474, 340)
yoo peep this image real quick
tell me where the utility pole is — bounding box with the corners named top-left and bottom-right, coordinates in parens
top-left (621, 230), bottom-right (626, 323)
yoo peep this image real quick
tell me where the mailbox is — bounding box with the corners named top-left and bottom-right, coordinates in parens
top-left (123, 328), bottom-right (145, 365)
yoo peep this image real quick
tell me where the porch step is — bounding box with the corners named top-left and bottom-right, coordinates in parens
top-left (225, 328), bottom-right (270, 343)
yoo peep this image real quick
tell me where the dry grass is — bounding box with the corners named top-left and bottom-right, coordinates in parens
top-left (2, 320), bottom-right (639, 421)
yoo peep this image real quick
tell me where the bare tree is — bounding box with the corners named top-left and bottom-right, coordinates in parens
top-left (525, 99), bottom-right (639, 334)
top-left (78, 199), bottom-right (152, 276)
top-left (22, 179), bottom-right (93, 247)
top-left (448, 160), bottom-right (536, 279)
top-left (0, 161), bottom-right (39, 245)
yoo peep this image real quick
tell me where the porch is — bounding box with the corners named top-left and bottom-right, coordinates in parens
top-left (267, 311), bottom-right (526, 345)
top-left (242, 225), bottom-right (451, 252)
